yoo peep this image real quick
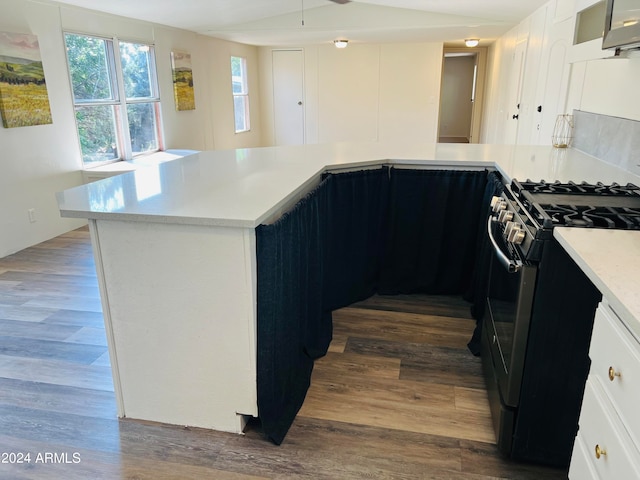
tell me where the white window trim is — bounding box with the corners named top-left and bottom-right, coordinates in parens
top-left (231, 56), bottom-right (251, 134)
top-left (64, 32), bottom-right (164, 166)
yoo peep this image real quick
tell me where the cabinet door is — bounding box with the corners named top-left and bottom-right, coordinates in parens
top-left (516, 3), bottom-right (548, 145)
top-left (531, 16), bottom-right (573, 144)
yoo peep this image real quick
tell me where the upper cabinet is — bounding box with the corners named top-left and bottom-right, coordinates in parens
top-left (569, 0), bottom-right (617, 62)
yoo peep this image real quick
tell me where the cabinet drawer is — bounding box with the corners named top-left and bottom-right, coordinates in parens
top-left (569, 434), bottom-right (599, 480)
top-left (589, 303), bottom-right (640, 449)
top-left (577, 379), bottom-right (640, 479)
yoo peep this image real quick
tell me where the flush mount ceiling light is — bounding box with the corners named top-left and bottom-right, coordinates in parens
top-left (465, 39), bottom-right (480, 47)
top-left (334, 39), bottom-right (349, 48)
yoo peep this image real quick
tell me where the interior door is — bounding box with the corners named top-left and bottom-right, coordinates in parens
top-left (503, 40), bottom-right (527, 145)
top-left (272, 49), bottom-right (305, 145)
top-left (532, 18), bottom-right (573, 145)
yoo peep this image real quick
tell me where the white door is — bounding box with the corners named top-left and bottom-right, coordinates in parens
top-left (503, 40), bottom-right (528, 145)
top-left (532, 18), bottom-right (573, 145)
top-left (272, 49), bottom-right (305, 145)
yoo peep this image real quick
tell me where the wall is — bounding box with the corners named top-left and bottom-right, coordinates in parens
top-left (482, 0), bottom-right (640, 158)
top-left (0, 0), bottom-right (262, 258)
top-left (481, 25), bottom-right (519, 144)
top-left (258, 42), bottom-right (443, 146)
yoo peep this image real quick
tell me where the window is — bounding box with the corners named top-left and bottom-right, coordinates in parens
top-left (65, 33), bottom-right (162, 165)
top-left (231, 56), bottom-right (250, 133)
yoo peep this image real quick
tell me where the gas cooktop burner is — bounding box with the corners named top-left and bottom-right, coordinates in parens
top-left (515, 180), bottom-right (640, 197)
top-left (537, 205), bottom-right (640, 229)
top-left (508, 179), bottom-right (640, 231)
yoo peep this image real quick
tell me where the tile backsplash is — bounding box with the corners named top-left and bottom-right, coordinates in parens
top-left (573, 110), bottom-right (640, 176)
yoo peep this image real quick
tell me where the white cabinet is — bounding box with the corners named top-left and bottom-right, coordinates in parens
top-left (482, 0), bottom-right (575, 146)
top-left (569, 302), bottom-right (640, 478)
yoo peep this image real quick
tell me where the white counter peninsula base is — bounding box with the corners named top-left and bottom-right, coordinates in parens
top-left (56, 142), bottom-right (637, 436)
top-left (89, 219), bottom-right (258, 432)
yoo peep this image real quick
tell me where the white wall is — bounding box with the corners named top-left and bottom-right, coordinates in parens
top-left (259, 42), bottom-right (443, 146)
top-left (0, 0), bottom-right (262, 258)
top-left (481, 26), bottom-right (519, 144)
top-left (482, 0), bottom-right (640, 147)
top-left (0, 0), bottom-right (85, 258)
top-left (199, 35), bottom-right (263, 151)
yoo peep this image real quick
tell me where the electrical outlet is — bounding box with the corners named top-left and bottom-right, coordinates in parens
top-left (28, 208), bottom-right (36, 223)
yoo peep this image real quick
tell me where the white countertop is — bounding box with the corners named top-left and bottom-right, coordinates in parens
top-left (554, 228), bottom-right (640, 341)
top-left (56, 142), bottom-right (640, 228)
top-left (57, 141), bottom-right (640, 339)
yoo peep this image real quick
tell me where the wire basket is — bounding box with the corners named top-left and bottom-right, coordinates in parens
top-left (552, 114), bottom-right (574, 148)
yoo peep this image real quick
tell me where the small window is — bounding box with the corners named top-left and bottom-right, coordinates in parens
top-left (65, 33), bottom-right (163, 166)
top-left (231, 56), bottom-right (250, 133)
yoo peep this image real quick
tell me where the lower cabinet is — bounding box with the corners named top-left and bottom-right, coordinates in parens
top-left (569, 302), bottom-right (640, 478)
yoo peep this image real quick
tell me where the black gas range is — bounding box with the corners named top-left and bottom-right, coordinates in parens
top-left (481, 178), bottom-right (640, 467)
top-left (490, 179), bottom-right (640, 263)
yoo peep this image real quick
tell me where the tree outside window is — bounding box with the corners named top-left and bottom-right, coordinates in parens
top-left (65, 33), bottom-right (162, 166)
top-left (231, 56), bottom-right (250, 133)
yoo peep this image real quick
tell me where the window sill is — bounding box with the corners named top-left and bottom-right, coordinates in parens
top-left (82, 150), bottom-right (199, 183)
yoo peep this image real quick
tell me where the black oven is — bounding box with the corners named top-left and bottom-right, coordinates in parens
top-left (478, 180), bottom-right (634, 467)
top-left (483, 216), bottom-right (537, 451)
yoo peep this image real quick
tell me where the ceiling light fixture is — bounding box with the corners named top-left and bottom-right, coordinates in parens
top-left (465, 39), bottom-right (480, 47)
top-left (334, 39), bottom-right (349, 49)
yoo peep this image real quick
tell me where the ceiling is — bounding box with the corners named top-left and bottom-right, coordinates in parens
top-left (53, 0), bottom-right (550, 47)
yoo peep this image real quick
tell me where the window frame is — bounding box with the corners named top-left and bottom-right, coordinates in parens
top-left (231, 55), bottom-right (251, 134)
top-left (64, 32), bottom-right (164, 167)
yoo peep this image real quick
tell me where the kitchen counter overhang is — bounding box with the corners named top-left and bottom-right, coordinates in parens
top-left (57, 142), bottom-right (640, 229)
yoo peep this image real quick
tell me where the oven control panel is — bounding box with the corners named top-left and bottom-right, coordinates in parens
top-left (490, 193), bottom-right (537, 257)
top-left (491, 195), bottom-right (526, 244)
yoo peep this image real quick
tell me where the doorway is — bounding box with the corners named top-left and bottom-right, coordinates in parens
top-left (438, 47), bottom-right (487, 144)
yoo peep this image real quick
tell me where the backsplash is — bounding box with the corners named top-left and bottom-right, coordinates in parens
top-left (572, 110), bottom-right (640, 176)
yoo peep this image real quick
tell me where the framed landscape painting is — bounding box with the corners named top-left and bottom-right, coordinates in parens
top-left (0, 31), bottom-right (53, 128)
top-left (171, 50), bottom-right (195, 111)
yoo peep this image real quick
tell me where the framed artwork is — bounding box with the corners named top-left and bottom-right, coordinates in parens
top-left (170, 50), bottom-right (195, 111)
top-left (0, 31), bottom-right (52, 128)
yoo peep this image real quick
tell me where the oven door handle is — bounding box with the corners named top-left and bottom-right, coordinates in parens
top-left (487, 216), bottom-right (522, 273)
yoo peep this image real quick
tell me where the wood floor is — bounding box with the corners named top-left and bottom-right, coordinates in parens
top-left (0, 228), bottom-right (568, 479)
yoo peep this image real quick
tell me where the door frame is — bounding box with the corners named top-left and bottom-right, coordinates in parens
top-left (438, 46), bottom-right (487, 144)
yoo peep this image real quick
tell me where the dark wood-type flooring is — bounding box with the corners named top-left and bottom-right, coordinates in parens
top-left (0, 227), bottom-right (568, 479)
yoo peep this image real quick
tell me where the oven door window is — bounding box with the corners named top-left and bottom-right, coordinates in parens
top-left (485, 220), bottom-right (537, 407)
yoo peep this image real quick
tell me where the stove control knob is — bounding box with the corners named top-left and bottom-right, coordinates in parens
top-left (508, 226), bottom-right (526, 245)
top-left (490, 196), bottom-right (507, 213)
top-left (504, 221), bottom-right (517, 238)
top-left (498, 210), bottom-right (513, 223)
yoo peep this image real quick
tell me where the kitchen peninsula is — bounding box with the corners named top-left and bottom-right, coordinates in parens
top-left (56, 142), bottom-right (640, 443)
